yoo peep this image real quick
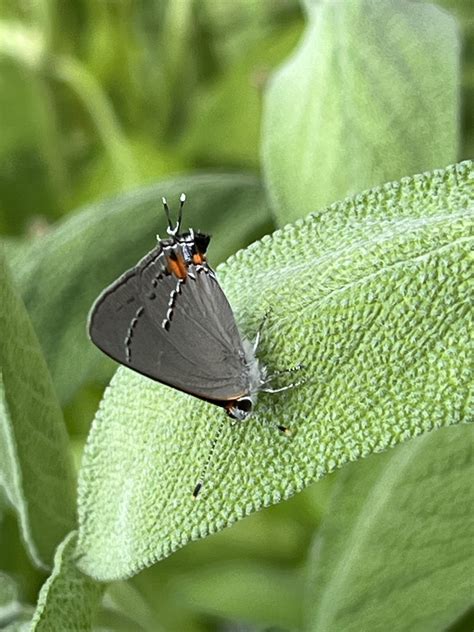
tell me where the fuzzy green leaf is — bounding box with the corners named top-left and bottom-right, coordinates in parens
top-left (30, 532), bottom-right (103, 632)
top-left (306, 424), bottom-right (474, 631)
top-left (9, 174), bottom-right (272, 403)
top-left (76, 160), bottom-right (473, 580)
top-left (0, 252), bottom-right (76, 568)
top-left (262, 0), bottom-right (459, 224)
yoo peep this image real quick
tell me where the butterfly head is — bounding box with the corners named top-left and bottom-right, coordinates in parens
top-left (159, 194), bottom-right (211, 265)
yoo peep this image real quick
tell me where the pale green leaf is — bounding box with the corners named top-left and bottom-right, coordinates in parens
top-left (0, 252), bottom-right (76, 568)
top-left (3, 621), bottom-right (31, 632)
top-left (9, 174), bottom-right (272, 403)
top-left (306, 424), bottom-right (474, 632)
top-left (182, 21), bottom-right (303, 167)
top-left (262, 0), bottom-right (459, 223)
top-left (30, 532), bottom-right (104, 632)
top-left (0, 236), bottom-right (29, 264)
top-left (76, 160), bottom-right (473, 580)
top-left (437, 0), bottom-right (474, 159)
top-left (0, 572), bottom-right (27, 627)
top-left (100, 582), bottom-right (159, 632)
top-left (0, 571), bottom-right (32, 632)
top-left (0, 571), bottom-right (17, 608)
top-left (165, 561), bottom-right (303, 629)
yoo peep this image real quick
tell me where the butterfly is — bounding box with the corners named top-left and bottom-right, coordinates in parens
top-left (88, 194), bottom-right (301, 496)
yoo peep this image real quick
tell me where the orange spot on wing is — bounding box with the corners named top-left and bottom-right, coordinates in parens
top-left (192, 253), bottom-right (204, 265)
top-left (167, 255), bottom-right (187, 279)
top-left (225, 399), bottom-right (242, 413)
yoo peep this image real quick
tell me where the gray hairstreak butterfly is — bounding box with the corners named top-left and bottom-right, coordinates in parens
top-left (88, 194), bottom-right (302, 497)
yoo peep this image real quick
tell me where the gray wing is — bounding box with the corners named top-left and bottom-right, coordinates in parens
top-left (88, 248), bottom-right (250, 403)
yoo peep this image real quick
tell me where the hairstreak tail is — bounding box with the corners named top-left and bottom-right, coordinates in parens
top-left (88, 194), bottom-right (303, 497)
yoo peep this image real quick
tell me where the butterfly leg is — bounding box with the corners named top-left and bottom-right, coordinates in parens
top-left (161, 278), bottom-right (184, 331)
top-left (259, 381), bottom-right (304, 394)
top-left (260, 363), bottom-right (305, 388)
top-left (259, 363), bottom-right (305, 438)
top-left (253, 307), bottom-right (272, 353)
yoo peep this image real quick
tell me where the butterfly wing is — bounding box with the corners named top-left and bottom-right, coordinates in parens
top-left (88, 247), bottom-right (250, 403)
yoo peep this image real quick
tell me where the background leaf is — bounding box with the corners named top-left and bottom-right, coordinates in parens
top-left (30, 532), bottom-right (103, 631)
top-left (0, 571), bottom-right (33, 631)
top-left (8, 173), bottom-right (273, 404)
top-left (0, 571), bottom-right (18, 611)
top-left (76, 160), bottom-right (472, 580)
top-left (437, 0), bottom-right (474, 160)
top-left (164, 561), bottom-right (303, 630)
top-left (0, 251), bottom-right (76, 568)
top-left (0, 572), bottom-right (24, 625)
top-left (98, 581), bottom-right (159, 632)
top-left (181, 21), bottom-right (303, 167)
top-left (305, 424), bottom-right (474, 632)
top-left (129, 480), bottom-right (332, 632)
top-left (262, 0), bottom-right (460, 223)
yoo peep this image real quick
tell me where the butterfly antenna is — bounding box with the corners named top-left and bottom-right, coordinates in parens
top-left (177, 193), bottom-right (186, 233)
top-left (192, 416), bottom-right (226, 500)
top-left (162, 197), bottom-right (174, 233)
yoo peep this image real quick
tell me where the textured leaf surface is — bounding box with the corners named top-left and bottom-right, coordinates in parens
top-left (9, 174), bottom-right (272, 403)
top-left (306, 424), bottom-right (474, 632)
top-left (30, 532), bottom-right (103, 632)
top-left (262, 0), bottom-right (459, 223)
top-left (77, 161), bottom-right (473, 580)
top-left (0, 252), bottom-right (76, 568)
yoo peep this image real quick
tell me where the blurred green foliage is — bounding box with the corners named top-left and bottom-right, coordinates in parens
top-left (0, 0), bottom-right (473, 631)
top-left (0, 0), bottom-right (303, 234)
